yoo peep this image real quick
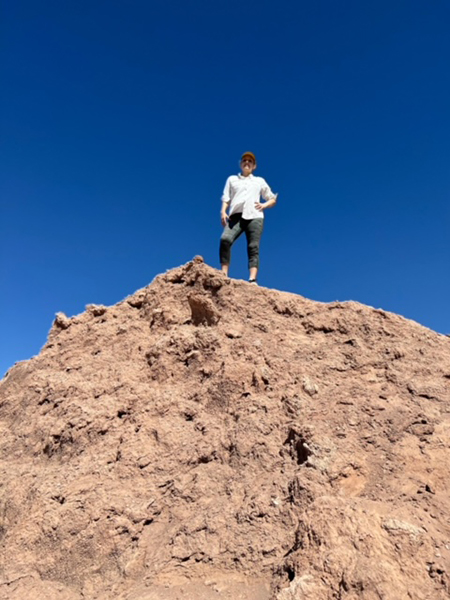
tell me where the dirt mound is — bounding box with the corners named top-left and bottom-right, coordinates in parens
top-left (1, 257), bottom-right (450, 599)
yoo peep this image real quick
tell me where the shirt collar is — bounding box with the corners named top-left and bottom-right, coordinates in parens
top-left (238, 173), bottom-right (254, 179)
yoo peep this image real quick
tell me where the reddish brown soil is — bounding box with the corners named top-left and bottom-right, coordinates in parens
top-left (1, 257), bottom-right (449, 599)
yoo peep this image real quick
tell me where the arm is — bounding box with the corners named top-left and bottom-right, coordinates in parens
top-left (255, 179), bottom-right (277, 212)
top-left (221, 177), bottom-right (232, 226)
top-left (255, 192), bottom-right (278, 212)
top-left (221, 200), bottom-right (230, 226)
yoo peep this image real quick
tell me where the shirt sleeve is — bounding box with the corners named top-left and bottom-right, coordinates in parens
top-left (260, 178), bottom-right (276, 201)
top-left (221, 177), bottom-right (232, 204)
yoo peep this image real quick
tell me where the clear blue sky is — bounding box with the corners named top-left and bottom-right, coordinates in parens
top-left (1, 0), bottom-right (449, 377)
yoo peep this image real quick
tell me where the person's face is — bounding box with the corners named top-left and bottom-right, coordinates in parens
top-left (240, 157), bottom-right (256, 175)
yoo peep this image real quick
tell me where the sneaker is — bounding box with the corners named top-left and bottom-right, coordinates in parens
top-left (248, 279), bottom-right (258, 285)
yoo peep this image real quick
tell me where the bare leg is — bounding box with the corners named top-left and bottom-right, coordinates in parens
top-left (249, 267), bottom-right (258, 280)
top-left (221, 264), bottom-right (229, 276)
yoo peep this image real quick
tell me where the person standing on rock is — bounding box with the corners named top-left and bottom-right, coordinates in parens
top-left (219, 151), bottom-right (277, 284)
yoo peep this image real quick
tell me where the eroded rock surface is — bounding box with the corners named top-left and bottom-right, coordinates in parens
top-left (1, 257), bottom-right (450, 599)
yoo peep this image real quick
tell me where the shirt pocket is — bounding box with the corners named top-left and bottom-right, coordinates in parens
top-left (229, 179), bottom-right (242, 197)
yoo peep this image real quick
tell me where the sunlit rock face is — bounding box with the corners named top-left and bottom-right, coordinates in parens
top-left (1, 257), bottom-right (449, 600)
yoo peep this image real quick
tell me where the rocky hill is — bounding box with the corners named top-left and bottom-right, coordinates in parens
top-left (1, 257), bottom-right (449, 600)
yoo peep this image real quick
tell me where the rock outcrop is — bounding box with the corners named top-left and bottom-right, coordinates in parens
top-left (1, 257), bottom-right (449, 599)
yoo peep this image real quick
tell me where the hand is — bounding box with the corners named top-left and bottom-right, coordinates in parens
top-left (254, 202), bottom-right (264, 211)
top-left (221, 211), bottom-right (229, 226)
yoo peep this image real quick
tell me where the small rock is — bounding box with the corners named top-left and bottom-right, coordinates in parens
top-left (225, 326), bottom-right (243, 339)
top-left (383, 518), bottom-right (425, 538)
top-left (303, 377), bottom-right (319, 396)
top-left (54, 312), bottom-right (71, 330)
top-left (86, 304), bottom-right (107, 317)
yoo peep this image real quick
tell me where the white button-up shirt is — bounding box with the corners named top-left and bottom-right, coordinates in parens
top-left (221, 174), bottom-right (276, 220)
